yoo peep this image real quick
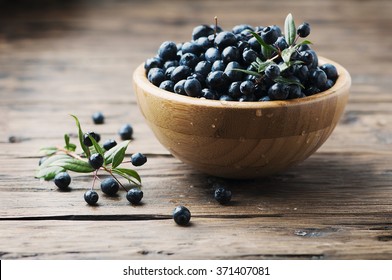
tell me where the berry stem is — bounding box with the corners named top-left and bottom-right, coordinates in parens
top-left (91, 169), bottom-right (99, 190)
top-left (214, 16), bottom-right (218, 39)
top-left (104, 167), bottom-right (128, 192)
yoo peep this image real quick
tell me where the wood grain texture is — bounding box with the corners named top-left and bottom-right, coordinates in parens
top-left (1, 0), bottom-right (392, 259)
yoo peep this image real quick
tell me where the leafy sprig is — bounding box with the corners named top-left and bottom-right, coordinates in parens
top-left (235, 13), bottom-right (312, 88)
top-left (36, 115), bottom-right (141, 189)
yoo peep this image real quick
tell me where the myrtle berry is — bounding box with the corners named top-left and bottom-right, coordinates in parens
top-left (288, 84), bottom-right (303, 99)
top-left (211, 60), bottom-right (226, 72)
top-left (298, 50), bottom-right (314, 66)
top-left (92, 112), bottom-right (104, 124)
top-left (242, 49), bottom-right (258, 64)
top-left (240, 80), bottom-right (255, 96)
top-left (118, 124), bottom-right (133, 140)
top-left (194, 61), bottom-right (212, 77)
top-left (224, 61), bottom-right (243, 82)
top-left (214, 31), bottom-right (237, 51)
top-left (83, 132), bottom-right (101, 147)
top-left (89, 153), bottom-right (104, 170)
top-left (297, 22), bottom-right (311, 38)
top-left (192, 25), bottom-right (214, 40)
top-left (170, 65), bottom-right (192, 83)
top-left (84, 190), bottom-right (99, 205)
top-left (206, 71), bottom-right (230, 91)
top-left (194, 36), bottom-right (213, 51)
top-left (131, 152), bottom-right (147, 166)
top-left (126, 188), bottom-right (143, 204)
top-left (265, 64), bottom-right (281, 80)
top-left (232, 24), bottom-right (254, 34)
top-left (54, 172), bottom-right (71, 190)
top-left (100, 177), bottom-right (119, 196)
top-left (320, 63), bottom-right (338, 81)
top-left (174, 79), bottom-right (187, 95)
top-left (181, 41), bottom-right (203, 55)
top-left (158, 41), bottom-right (178, 61)
top-left (228, 81), bottom-right (242, 99)
top-left (179, 53), bottom-right (199, 69)
top-left (248, 36), bottom-right (261, 52)
top-left (103, 139), bottom-right (117, 151)
top-left (221, 46), bottom-right (239, 64)
top-left (214, 186), bottom-right (232, 204)
top-left (201, 88), bottom-right (217, 100)
top-left (147, 68), bottom-right (165, 87)
top-left (144, 57), bottom-right (163, 73)
top-left (204, 47), bottom-right (221, 63)
top-left (261, 26), bottom-right (279, 45)
top-left (173, 205), bottom-right (191, 226)
top-left (268, 82), bottom-right (290, 100)
top-left (163, 60), bottom-right (179, 69)
top-left (159, 80), bottom-right (175, 92)
top-left (275, 36), bottom-right (289, 51)
top-left (310, 68), bottom-right (328, 89)
top-left (184, 78), bottom-right (202, 97)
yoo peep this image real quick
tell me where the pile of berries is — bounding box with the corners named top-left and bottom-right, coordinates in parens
top-left (144, 15), bottom-right (338, 101)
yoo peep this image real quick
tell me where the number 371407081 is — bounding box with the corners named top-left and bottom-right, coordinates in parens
top-left (216, 266), bottom-right (270, 276)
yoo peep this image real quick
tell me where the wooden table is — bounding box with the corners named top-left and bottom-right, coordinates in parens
top-left (1, 0), bottom-right (391, 260)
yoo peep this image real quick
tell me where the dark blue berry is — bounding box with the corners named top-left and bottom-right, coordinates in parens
top-left (131, 152), bottom-right (147, 166)
top-left (298, 50), bottom-right (314, 66)
top-left (170, 65), bottom-right (192, 83)
top-left (194, 61), bottom-right (212, 77)
top-left (288, 84), bottom-right (303, 99)
top-left (194, 36), bottom-right (213, 51)
top-left (204, 47), bottom-right (221, 63)
top-left (144, 57), bottom-right (163, 73)
top-left (232, 24), bottom-right (254, 34)
top-left (83, 132), bottom-right (100, 147)
top-left (89, 153), bottom-right (104, 170)
top-left (192, 25), bottom-right (214, 40)
top-left (211, 60), bottom-right (226, 72)
top-left (248, 36), bottom-right (261, 52)
top-left (181, 41), bottom-right (203, 55)
top-left (184, 78), bottom-right (202, 97)
top-left (228, 81), bottom-right (242, 99)
top-left (126, 188), bottom-right (143, 204)
top-left (179, 53), bottom-right (199, 69)
top-left (224, 61), bottom-right (243, 82)
top-left (54, 172), bottom-right (71, 190)
top-left (164, 66), bottom-right (176, 80)
top-left (201, 88), bottom-right (217, 99)
top-left (84, 190), bottom-right (99, 205)
top-left (310, 68), bottom-right (328, 89)
top-left (265, 64), bottom-right (280, 80)
top-left (147, 68), bottom-right (165, 86)
top-left (214, 186), bottom-right (232, 204)
top-left (163, 60), bottom-right (178, 69)
top-left (268, 82), bottom-right (290, 100)
top-left (240, 80), bottom-right (255, 95)
top-left (242, 49), bottom-right (258, 64)
top-left (320, 63), bottom-right (338, 81)
top-left (92, 112), bottom-right (104, 124)
top-left (103, 139), bottom-right (117, 151)
top-left (174, 79), bottom-right (187, 95)
top-left (118, 124), bottom-right (133, 140)
top-left (297, 22), bottom-right (311, 38)
top-left (206, 71), bottom-right (230, 91)
top-left (159, 80), bottom-right (175, 92)
top-left (261, 26), bottom-right (279, 45)
top-left (221, 46), bottom-right (239, 64)
top-left (100, 177), bottom-right (119, 196)
top-left (293, 64), bottom-right (309, 83)
top-left (274, 36), bottom-right (289, 51)
top-left (214, 31), bottom-right (237, 51)
top-left (158, 41), bottom-right (178, 61)
top-left (173, 205), bottom-right (191, 226)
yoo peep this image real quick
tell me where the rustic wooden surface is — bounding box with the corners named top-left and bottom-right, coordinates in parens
top-left (0, 0), bottom-right (392, 260)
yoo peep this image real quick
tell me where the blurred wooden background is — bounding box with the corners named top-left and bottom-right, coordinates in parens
top-left (0, 0), bottom-right (392, 259)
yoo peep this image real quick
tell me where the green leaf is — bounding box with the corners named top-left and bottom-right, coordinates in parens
top-left (112, 167), bottom-right (141, 185)
top-left (281, 47), bottom-right (297, 63)
top-left (257, 60), bottom-right (273, 73)
top-left (88, 134), bottom-right (105, 158)
top-left (297, 39), bottom-right (313, 46)
top-left (39, 146), bottom-right (58, 156)
top-left (39, 154), bottom-right (70, 168)
top-left (275, 76), bottom-right (305, 89)
top-left (35, 165), bottom-right (65, 180)
top-left (104, 140), bottom-right (130, 168)
top-left (284, 13), bottom-right (296, 45)
top-left (232, 68), bottom-right (261, 77)
top-left (70, 115), bottom-right (90, 158)
top-left (64, 134), bottom-right (76, 152)
top-left (51, 157), bottom-right (95, 173)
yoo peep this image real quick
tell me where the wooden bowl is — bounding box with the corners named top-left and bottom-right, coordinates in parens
top-left (133, 57), bottom-right (351, 179)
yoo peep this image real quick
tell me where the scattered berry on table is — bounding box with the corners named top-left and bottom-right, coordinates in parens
top-left (100, 177), bottom-right (119, 196)
top-left (118, 124), bottom-right (133, 140)
top-left (92, 112), bottom-right (104, 124)
top-left (214, 186), bottom-right (232, 204)
top-left (103, 139), bottom-right (117, 151)
top-left (84, 190), bottom-right (99, 205)
top-left (126, 188), bottom-right (143, 204)
top-left (131, 152), bottom-right (147, 166)
top-left (173, 205), bottom-right (191, 226)
top-left (88, 153), bottom-right (104, 170)
top-left (54, 172), bottom-right (71, 190)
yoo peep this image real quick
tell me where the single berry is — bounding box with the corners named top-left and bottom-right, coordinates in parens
top-left (170, 65), bottom-right (192, 83)
top-left (179, 53), bottom-right (199, 69)
top-left (83, 132), bottom-right (101, 147)
top-left (261, 26), bottom-right (279, 45)
top-left (159, 80), bottom-right (175, 92)
top-left (84, 190), bottom-right (99, 205)
top-left (174, 79), bottom-right (187, 95)
top-left (214, 186), bottom-right (232, 204)
top-left (158, 41), bottom-right (178, 61)
top-left (54, 172), bottom-right (71, 190)
top-left (194, 60), bottom-right (212, 77)
top-left (103, 139), bottom-right (117, 151)
top-left (224, 61), bottom-right (243, 82)
top-left (310, 68), bottom-right (328, 89)
top-left (274, 36), bottom-right (289, 51)
top-left (320, 63), bottom-right (338, 81)
top-left (265, 64), bottom-right (281, 80)
top-left (221, 46), bottom-right (239, 64)
top-left (268, 82), bottom-right (290, 100)
top-left (144, 57), bottom-right (163, 73)
top-left (192, 25), bottom-right (214, 40)
top-left (240, 80), bottom-right (255, 96)
top-left (242, 49), bottom-right (258, 64)
top-left (184, 78), bottom-right (202, 97)
top-left (89, 153), bottom-right (104, 170)
top-left (204, 47), bottom-right (221, 63)
top-left (173, 205), bottom-right (191, 226)
top-left (118, 124), bottom-right (133, 140)
top-left (297, 22), bottom-right (311, 38)
top-left (100, 177), bottom-right (119, 196)
top-left (214, 31), bottom-right (237, 51)
top-left (131, 152), bottom-right (147, 166)
top-left (126, 188), bottom-right (143, 204)
top-left (147, 68), bottom-right (165, 86)
top-left (92, 112), bottom-right (104, 124)
top-left (206, 71), bottom-right (230, 91)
